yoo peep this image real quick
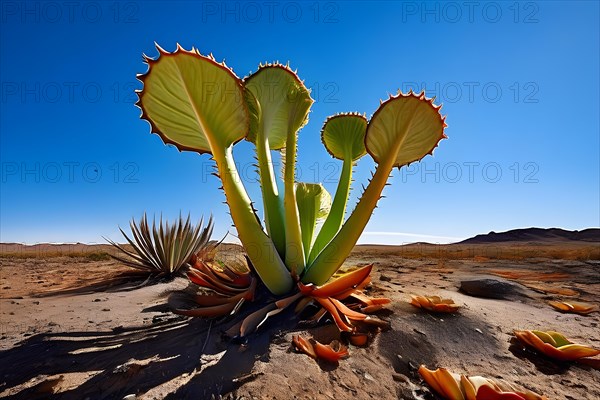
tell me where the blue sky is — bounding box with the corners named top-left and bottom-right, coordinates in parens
top-left (1, 1), bottom-right (598, 245)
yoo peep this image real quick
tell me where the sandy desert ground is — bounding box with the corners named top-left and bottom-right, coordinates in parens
top-left (0, 232), bottom-right (599, 399)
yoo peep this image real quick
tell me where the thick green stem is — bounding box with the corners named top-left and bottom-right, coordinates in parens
top-left (302, 158), bottom-right (394, 285)
top-left (256, 132), bottom-right (286, 258)
top-left (307, 156), bottom-right (353, 265)
top-left (283, 132), bottom-right (305, 275)
top-left (214, 146), bottom-right (293, 295)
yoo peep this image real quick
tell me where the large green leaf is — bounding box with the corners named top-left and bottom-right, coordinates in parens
top-left (296, 182), bottom-right (332, 263)
top-left (137, 44), bottom-right (248, 153)
top-left (366, 91), bottom-right (445, 168)
top-left (321, 113), bottom-right (367, 161)
top-left (243, 65), bottom-right (316, 258)
top-left (245, 65), bottom-right (314, 274)
top-left (137, 45), bottom-right (293, 295)
top-left (303, 91), bottom-right (446, 284)
top-left (245, 64), bottom-right (312, 150)
top-left (308, 114), bottom-right (367, 265)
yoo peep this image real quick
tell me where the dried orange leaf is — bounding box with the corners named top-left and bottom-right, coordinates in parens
top-left (350, 292), bottom-right (391, 306)
top-left (420, 366), bottom-right (547, 400)
top-left (476, 384), bottom-right (527, 400)
top-left (418, 366), bottom-right (464, 400)
top-left (173, 298), bottom-right (241, 317)
top-left (311, 339), bottom-right (349, 362)
top-left (292, 335), bottom-right (317, 359)
top-left (410, 295), bottom-right (459, 313)
top-left (309, 265), bottom-right (373, 298)
top-left (460, 375), bottom-right (477, 400)
top-left (514, 330), bottom-right (600, 361)
top-left (549, 300), bottom-right (597, 315)
top-left (329, 298), bottom-right (368, 320)
top-left (315, 298), bottom-right (354, 332)
top-left (239, 303), bottom-right (277, 337)
top-left (349, 333), bottom-right (369, 347)
top-left (192, 294), bottom-right (237, 307)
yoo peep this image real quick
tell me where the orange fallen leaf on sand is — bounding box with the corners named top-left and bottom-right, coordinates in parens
top-left (298, 265), bottom-right (391, 334)
top-left (548, 300), bottom-right (597, 315)
top-left (410, 295), bottom-right (459, 313)
top-left (418, 365), bottom-right (548, 400)
top-left (489, 270), bottom-right (568, 282)
top-left (175, 259), bottom-right (257, 318)
top-left (523, 284), bottom-right (578, 297)
top-left (513, 330), bottom-right (600, 361)
top-left (292, 335), bottom-right (349, 363)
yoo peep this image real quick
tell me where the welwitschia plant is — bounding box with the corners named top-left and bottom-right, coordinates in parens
top-left (137, 44), bottom-right (446, 295)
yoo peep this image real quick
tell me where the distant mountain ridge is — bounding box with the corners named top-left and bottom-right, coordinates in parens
top-left (460, 228), bottom-right (600, 244)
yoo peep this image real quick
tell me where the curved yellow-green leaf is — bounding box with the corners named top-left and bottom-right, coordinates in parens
top-left (308, 114), bottom-right (367, 265)
top-left (137, 44), bottom-right (248, 153)
top-left (137, 45), bottom-right (293, 295)
top-left (244, 64), bottom-right (313, 274)
top-left (243, 74), bottom-right (286, 256)
top-left (544, 331), bottom-right (572, 347)
top-left (244, 64), bottom-right (312, 150)
top-left (244, 88), bottom-right (261, 145)
top-left (460, 375), bottom-right (477, 400)
top-left (532, 330), bottom-right (560, 347)
top-left (555, 344), bottom-right (600, 358)
top-left (321, 113), bottom-right (368, 161)
top-left (436, 368), bottom-right (465, 400)
top-left (418, 366), bottom-right (464, 400)
top-left (296, 182), bottom-right (332, 263)
top-left (304, 91), bottom-right (446, 284)
top-left (296, 182), bottom-right (332, 219)
top-left (366, 91), bottom-right (446, 168)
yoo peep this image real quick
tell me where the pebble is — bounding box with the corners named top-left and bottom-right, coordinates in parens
top-left (392, 373), bottom-right (410, 383)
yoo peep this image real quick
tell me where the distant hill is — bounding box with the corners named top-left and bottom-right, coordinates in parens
top-left (460, 228), bottom-right (600, 244)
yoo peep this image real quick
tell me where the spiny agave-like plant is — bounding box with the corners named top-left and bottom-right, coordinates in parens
top-left (136, 43), bottom-right (446, 295)
top-left (106, 213), bottom-right (214, 276)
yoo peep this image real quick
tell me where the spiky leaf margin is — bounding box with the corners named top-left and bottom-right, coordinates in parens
top-left (135, 43), bottom-right (249, 154)
top-left (304, 91), bottom-right (447, 284)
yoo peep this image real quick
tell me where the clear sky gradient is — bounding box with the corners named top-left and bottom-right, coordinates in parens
top-left (1, 1), bottom-right (599, 245)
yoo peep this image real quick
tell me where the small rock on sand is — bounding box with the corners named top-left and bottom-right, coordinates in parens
top-left (460, 277), bottom-right (526, 299)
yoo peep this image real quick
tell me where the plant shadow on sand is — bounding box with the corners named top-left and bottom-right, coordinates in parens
top-left (30, 271), bottom-right (169, 299)
top-left (0, 299), bottom-right (301, 400)
top-left (379, 309), bottom-right (501, 376)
